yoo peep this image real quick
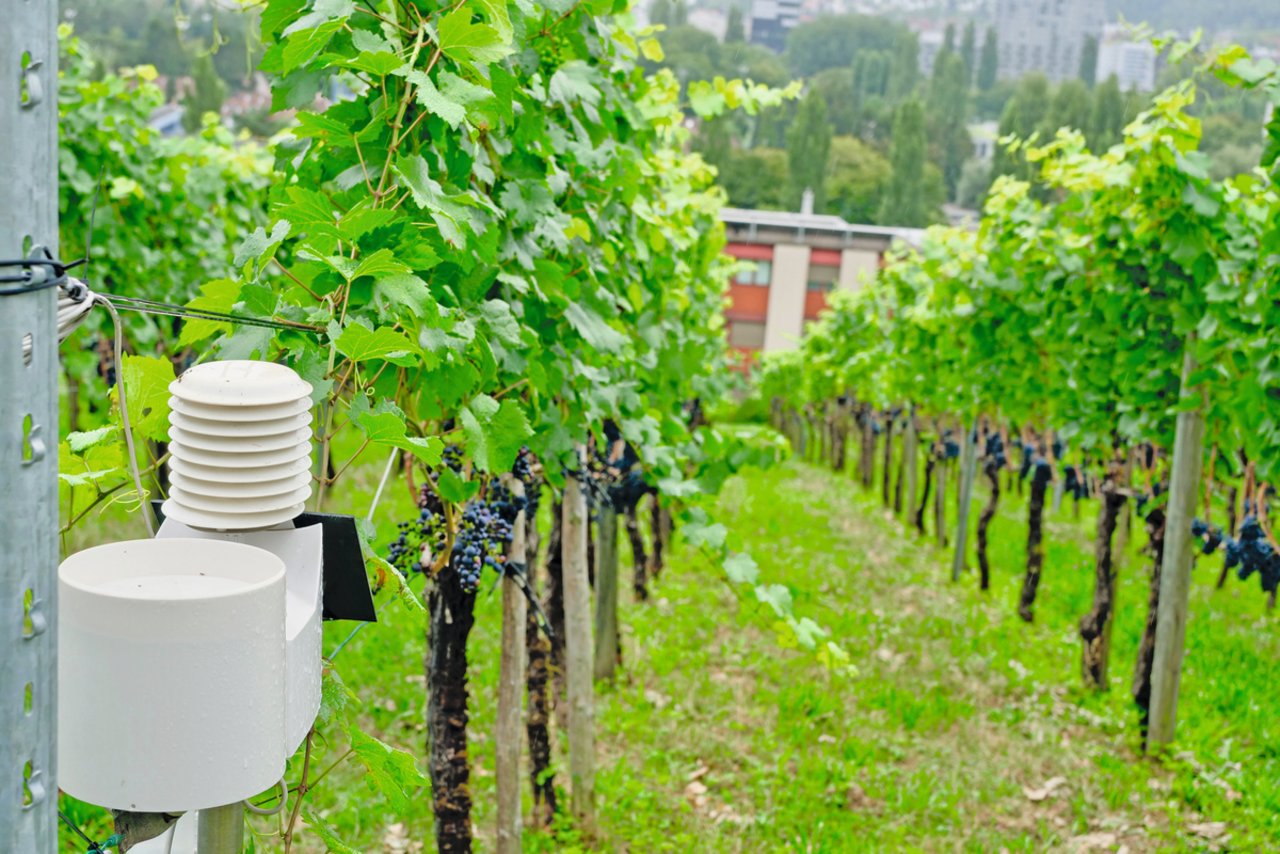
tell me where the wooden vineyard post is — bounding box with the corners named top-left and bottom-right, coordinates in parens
top-left (952, 422), bottom-right (978, 581)
top-left (1147, 346), bottom-right (1207, 751)
top-left (904, 411), bottom-right (919, 521)
top-left (496, 477), bottom-right (527, 854)
top-left (562, 458), bottom-right (596, 831)
top-left (593, 500), bottom-right (620, 682)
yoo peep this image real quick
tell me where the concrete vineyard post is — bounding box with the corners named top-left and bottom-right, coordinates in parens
top-left (593, 502), bottom-right (620, 682)
top-left (562, 459), bottom-right (596, 831)
top-left (952, 422), bottom-right (978, 581)
top-left (496, 478), bottom-right (527, 854)
top-left (1147, 346), bottom-right (1207, 750)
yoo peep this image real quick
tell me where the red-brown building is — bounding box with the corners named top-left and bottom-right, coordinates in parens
top-left (721, 208), bottom-right (923, 364)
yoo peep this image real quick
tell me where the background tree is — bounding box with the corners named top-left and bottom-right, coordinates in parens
top-left (812, 68), bottom-right (857, 136)
top-left (1080, 35), bottom-right (1100, 87)
top-left (1089, 75), bottom-right (1126, 150)
top-left (825, 136), bottom-right (891, 223)
top-left (960, 20), bottom-right (977, 85)
top-left (787, 90), bottom-right (834, 211)
top-left (888, 31), bottom-right (921, 101)
top-left (978, 27), bottom-right (999, 91)
top-left (1043, 79), bottom-right (1092, 138)
top-left (716, 148), bottom-right (790, 210)
top-left (993, 73), bottom-right (1050, 180)
top-left (649, 0), bottom-right (673, 26)
top-left (879, 98), bottom-right (932, 226)
top-left (182, 52), bottom-right (227, 133)
top-left (672, 0), bottom-right (689, 26)
top-left (785, 14), bottom-right (907, 78)
top-left (725, 3), bottom-right (745, 43)
top-left (930, 51), bottom-right (973, 199)
top-left (944, 22), bottom-right (957, 54)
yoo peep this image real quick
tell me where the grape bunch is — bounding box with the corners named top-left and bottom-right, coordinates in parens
top-left (1190, 518), bottom-right (1224, 556)
top-left (450, 482), bottom-right (525, 591)
top-left (982, 430), bottom-right (1007, 470)
top-left (1019, 442), bottom-right (1035, 481)
top-left (1211, 515), bottom-right (1280, 595)
top-left (385, 444), bottom-right (528, 593)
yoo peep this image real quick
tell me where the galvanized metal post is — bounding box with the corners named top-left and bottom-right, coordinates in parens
top-left (1, 1), bottom-right (61, 851)
top-left (197, 802), bottom-right (245, 852)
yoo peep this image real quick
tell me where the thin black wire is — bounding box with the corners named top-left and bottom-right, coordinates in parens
top-left (103, 294), bottom-right (324, 335)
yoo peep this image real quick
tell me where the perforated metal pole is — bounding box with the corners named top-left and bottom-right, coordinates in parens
top-left (197, 802), bottom-right (245, 853)
top-left (1, 1), bottom-right (60, 850)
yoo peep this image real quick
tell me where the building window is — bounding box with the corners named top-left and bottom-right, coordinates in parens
top-left (806, 264), bottom-right (838, 292)
top-left (737, 260), bottom-right (772, 286)
top-left (729, 321), bottom-right (766, 349)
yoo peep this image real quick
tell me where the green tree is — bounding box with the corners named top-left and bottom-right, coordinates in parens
top-left (824, 136), bottom-right (891, 223)
top-left (1089, 74), bottom-right (1126, 150)
top-left (785, 14), bottom-right (906, 78)
top-left (812, 68), bottom-right (857, 136)
top-left (787, 89), bottom-right (834, 211)
top-left (993, 73), bottom-right (1049, 179)
top-left (725, 4), bottom-right (745, 43)
top-left (657, 25), bottom-right (722, 83)
top-left (1080, 35), bottom-right (1099, 87)
top-left (650, 0), bottom-right (673, 26)
top-left (929, 51), bottom-right (972, 199)
top-left (960, 20), bottom-right (977, 84)
top-left (1043, 79), bottom-right (1092, 138)
top-left (672, 0), bottom-right (689, 26)
top-left (182, 52), bottom-right (227, 133)
top-left (977, 27), bottom-right (999, 91)
top-left (888, 31), bottom-right (920, 101)
top-left (944, 23), bottom-right (957, 54)
top-left (879, 98), bottom-right (931, 226)
top-left (716, 148), bottom-right (790, 209)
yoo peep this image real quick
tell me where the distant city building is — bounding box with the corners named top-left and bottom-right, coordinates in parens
top-left (688, 7), bottom-right (728, 41)
top-left (993, 0), bottom-right (1105, 83)
top-left (749, 0), bottom-right (803, 53)
top-left (917, 29), bottom-right (946, 77)
top-left (720, 208), bottom-right (922, 359)
top-left (1096, 24), bottom-right (1157, 92)
top-left (968, 120), bottom-right (999, 161)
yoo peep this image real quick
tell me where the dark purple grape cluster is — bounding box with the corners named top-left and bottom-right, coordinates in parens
top-left (451, 488), bottom-right (523, 591)
top-left (1201, 516), bottom-right (1280, 595)
top-left (983, 431), bottom-right (1006, 470)
top-left (1019, 442), bottom-right (1035, 481)
top-left (387, 504), bottom-right (443, 577)
top-left (1227, 516), bottom-right (1279, 594)
top-left (1190, 517), bottom-right (1224, 555)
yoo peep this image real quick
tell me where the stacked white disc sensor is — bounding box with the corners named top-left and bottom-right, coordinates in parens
top-left (163, 360), bottom-right (314, 531)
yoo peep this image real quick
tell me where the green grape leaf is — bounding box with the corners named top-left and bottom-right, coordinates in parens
top-left (349, 396), bottom-right (443, 463)
top-left (564, 302), bottom-right (625, 352)
top-left (116, 354), bottom-right (175, 443)
top-left (460, 394), bottom-right (532, 473)
top-left (436, 5), bottom-right (513, 64)
top-left (437, 467), bottom-right (480, 504)
top-left (335, 321), bottom-right (418, 366)
top-left (723, 552), bottom-right (759, 585)
top-left (300, 810), bottom-right (360, 854)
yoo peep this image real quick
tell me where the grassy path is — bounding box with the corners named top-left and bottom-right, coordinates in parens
top-left (282, 459), bottom-right (1278, 851)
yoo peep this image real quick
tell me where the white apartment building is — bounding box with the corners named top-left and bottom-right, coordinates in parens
top-left (1096, 23), bottom-right (1157, 91)
top-left (993, 0), bottom-right (1105, 83)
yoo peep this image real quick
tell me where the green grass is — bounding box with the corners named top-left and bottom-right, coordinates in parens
top-left (60, 452), bottom-right (1280, 851)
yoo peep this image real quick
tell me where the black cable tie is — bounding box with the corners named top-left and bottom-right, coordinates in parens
top-left (0, 253), bottom-right (68, 294)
